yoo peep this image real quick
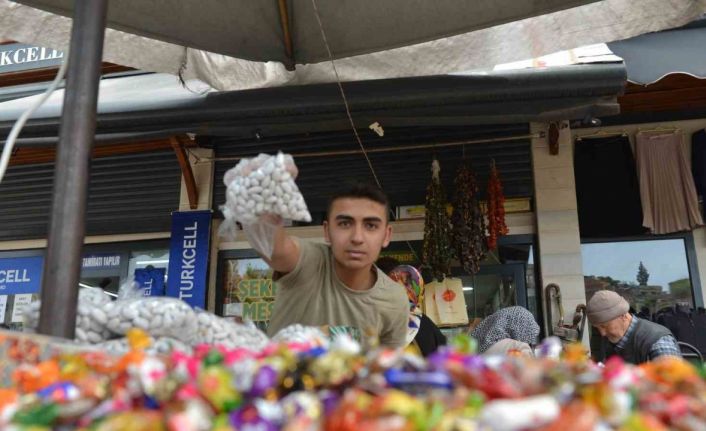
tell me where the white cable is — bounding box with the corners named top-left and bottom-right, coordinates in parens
top-left (0, 49), bottom-right (70, 183)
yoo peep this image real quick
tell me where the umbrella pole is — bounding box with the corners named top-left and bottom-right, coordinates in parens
top-left (37, 0), bottom-right (108, 338)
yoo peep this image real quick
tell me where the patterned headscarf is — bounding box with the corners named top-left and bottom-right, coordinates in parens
top-left (388, 265), bottom-right (424, 313)
top-left (471, 306), bottom-right (540, 353)
top-left (388, 265), bottom-right (425, 345)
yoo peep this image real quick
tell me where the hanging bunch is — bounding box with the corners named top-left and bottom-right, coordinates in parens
top-left (486, 160), bottom-right (509, 250)
top-left (422, 159), bottom-right (454, 281)
top-left (451, 164), bottom-right (487, 274)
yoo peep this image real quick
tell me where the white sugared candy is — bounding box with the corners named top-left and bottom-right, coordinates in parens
top-left (104, 297), bottom-right (197, 343)
top-left (23, 287), bottom-right (113, 343)
top-left (96, 336), bottom-right (193, 356)
top-left (193, 310), bottom-right (268, 350)
top-left (272, 324), bottom-right (329, 347)
top-left (222, 152), bottom-right (311, 225)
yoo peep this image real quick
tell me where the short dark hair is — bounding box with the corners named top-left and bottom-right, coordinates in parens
top-left (326, 182), bottom-right (390, 221)
top-left (375, 256), bottom-right (400, 275)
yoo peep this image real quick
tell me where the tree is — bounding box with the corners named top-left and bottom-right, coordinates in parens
top-left (637, 261), bottom-right (650, 286)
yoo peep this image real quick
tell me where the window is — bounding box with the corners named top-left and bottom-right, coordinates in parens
top-left (218, 253), bottom-right (274, 332)
top-left (581, 236), bottom-right (701, 358)
top-left (582, 238), bottom-right (695, 313)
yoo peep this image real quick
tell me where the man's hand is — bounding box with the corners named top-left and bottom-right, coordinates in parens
top-left (254, 214), bottom-right (300, 274)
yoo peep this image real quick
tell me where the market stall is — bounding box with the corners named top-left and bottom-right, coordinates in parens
top-left (2, 1), bottom-right (706, 430)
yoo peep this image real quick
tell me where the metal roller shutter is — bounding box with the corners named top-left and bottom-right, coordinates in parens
top-left (0, 149), bottom-right (181, 241)
top-left (212, 124), bottom-right (533, 222)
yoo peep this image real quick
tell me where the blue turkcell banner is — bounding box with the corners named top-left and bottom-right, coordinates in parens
top-left (166, 211), bottom-right (211, 308)
top-left (134, 267), bottom-right (166, 297)
top-left (0, 256), bottom-right (44, 295)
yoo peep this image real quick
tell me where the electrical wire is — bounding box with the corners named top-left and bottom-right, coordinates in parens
top-left (309, 0), bottom-right (382, 190)
top-left (0, 49), bottom-right (70, 183)
top-left (309, 0), bottom-right (420, 261)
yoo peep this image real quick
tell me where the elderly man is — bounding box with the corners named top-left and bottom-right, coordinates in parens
top-left (587, 290), bottom-right (681, 364)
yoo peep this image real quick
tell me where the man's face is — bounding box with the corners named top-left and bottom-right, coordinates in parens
top-left (593, 313), bottom-right (631, 343)
top-left (323, 198), bottom-right (392, 271)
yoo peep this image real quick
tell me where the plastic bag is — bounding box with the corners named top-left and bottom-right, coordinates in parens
top-left (104, 296), bottom-right (198, 343)
top-left (271, 324), bottom-right (330, 347)
top-left (23, 287), bottom-right (114, 344)
top-left (192, 308), bottom-right (269, 351)
top-left (220, 152), bottom-right (311, 258)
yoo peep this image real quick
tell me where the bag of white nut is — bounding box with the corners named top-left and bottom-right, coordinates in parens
top-left (220, 152), bottom-right (311, 258)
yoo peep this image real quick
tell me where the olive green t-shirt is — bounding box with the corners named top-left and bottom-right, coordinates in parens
top-left (266, 240), bottom-right (409, 348)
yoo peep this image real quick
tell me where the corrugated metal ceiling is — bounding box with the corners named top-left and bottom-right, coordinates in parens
top-left (211, 124), bottom-right (533, 223)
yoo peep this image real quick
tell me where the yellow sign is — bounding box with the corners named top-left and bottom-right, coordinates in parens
top-left (237, 278), bottom-right (277, 321)
top-left (396, 197), bottom-right (531, 220)
top-left (379, 250), bottom-right (417, 264)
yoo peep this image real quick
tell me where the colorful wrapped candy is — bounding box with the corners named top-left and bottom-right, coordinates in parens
top-left (0, 327), bottom-right (705, 431)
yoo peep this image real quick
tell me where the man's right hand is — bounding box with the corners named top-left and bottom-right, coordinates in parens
top-left (257, 214), bottom-right (300, 274)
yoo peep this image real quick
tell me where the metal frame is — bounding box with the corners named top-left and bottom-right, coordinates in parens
top-left (215, 248), bottom-right (262, 316)
top-left (581, 232), bottom-right (704, 308)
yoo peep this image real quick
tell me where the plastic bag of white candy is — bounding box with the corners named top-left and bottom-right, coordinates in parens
top-left (23, 287), bottom-right (114, 344)
top-left (104, 296), bottom-right (198, 344)
top-left (271, 324), bottom-right (330, 347)
top-left (193, 309), bottom-right (269, 350)
top-left (220, 152), bottom-right (311, 258)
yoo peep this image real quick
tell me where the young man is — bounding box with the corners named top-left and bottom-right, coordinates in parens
top-left (587, 290), bottom-right (681, 364)
top-left (261, 183), bottom-right (409, 348)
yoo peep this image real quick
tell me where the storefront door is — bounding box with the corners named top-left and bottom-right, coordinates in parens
top-left (452, 263), bottom-right (527, 324)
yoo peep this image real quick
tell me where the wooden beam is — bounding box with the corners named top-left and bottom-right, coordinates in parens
top-left (170, 135), bottom-right (199, 210)
top-left (7, 136), bottom-right (196, 166)
top-left (619, 73), bottom-right (706, 113)
top-left (277, 0), bottom-right (295, 71)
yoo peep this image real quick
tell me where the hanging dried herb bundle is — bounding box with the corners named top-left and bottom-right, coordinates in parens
top-left (451, 164), bottom-right (486, 274)
top-left (422, 159), bottom-right (453, 281)
top-left (486, 160), bottom-right (509, 250)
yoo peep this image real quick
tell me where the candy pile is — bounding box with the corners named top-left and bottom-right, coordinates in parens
top-left (1, 330), bottom-right (705, 431)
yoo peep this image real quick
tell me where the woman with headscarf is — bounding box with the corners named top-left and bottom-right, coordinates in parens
top-left (377, 257), bottom-right (446, 356)
top-left (471, 306), bottom-right (540, 356)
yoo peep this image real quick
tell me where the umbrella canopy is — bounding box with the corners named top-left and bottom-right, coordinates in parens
top-left (8, 0), bottom-right (601, 64)
top-left (2, 0), bottom-right (705, 90)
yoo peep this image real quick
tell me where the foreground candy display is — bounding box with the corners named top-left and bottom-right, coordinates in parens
top-left (1, 324), bottom-right (705, 431)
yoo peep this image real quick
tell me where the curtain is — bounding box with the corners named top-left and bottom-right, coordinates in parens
top-left (635, 131), bottom-right (703, 234)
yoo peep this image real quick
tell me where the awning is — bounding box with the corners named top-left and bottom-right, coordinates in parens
top-left (608, 17), bottom-right (706, 85)
top-left (0, 63), bottom-right (626, 146)
top-left (0, 0), bottom-right (699, 90)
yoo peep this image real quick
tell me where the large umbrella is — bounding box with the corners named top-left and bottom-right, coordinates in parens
top-left (1, 0), bottom-right (704, 338)
top-left (1, 0), bottom-right (704, 90)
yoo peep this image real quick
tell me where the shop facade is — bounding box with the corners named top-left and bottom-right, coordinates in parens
top-left (6, 47), bottom-right (704, 353)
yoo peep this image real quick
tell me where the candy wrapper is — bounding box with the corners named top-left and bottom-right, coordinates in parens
top-left (220, 152), bottom-right (311, 258)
